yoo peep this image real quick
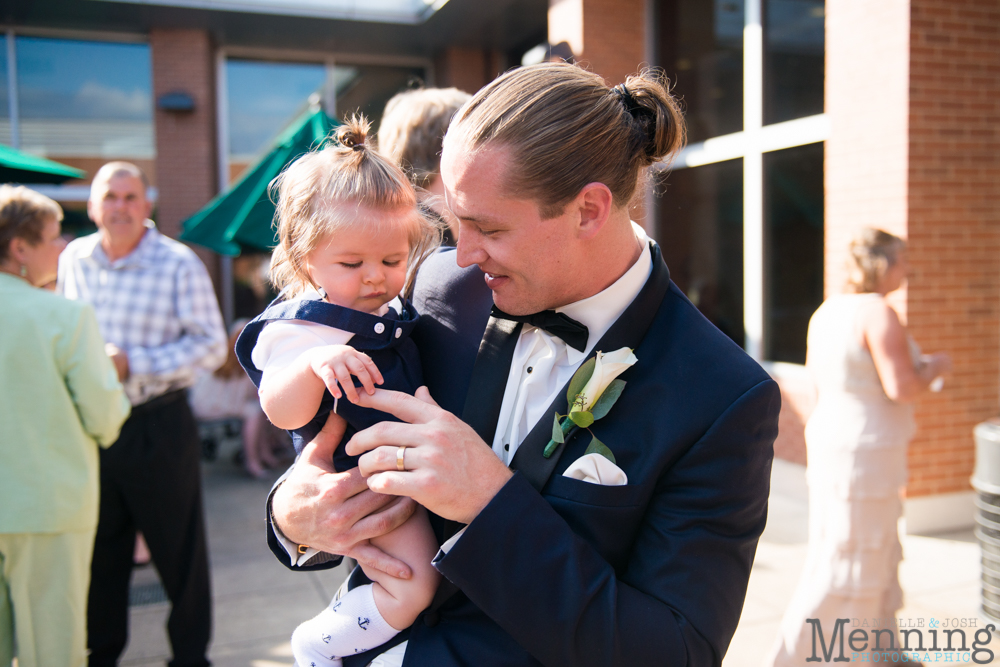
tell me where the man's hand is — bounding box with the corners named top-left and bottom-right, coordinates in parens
top-left (346, 386), bottom-right (513, 524)
top-left (271, 412), bottom-right (418, 578)
top-left (105, 343), bottom-right (129, 381)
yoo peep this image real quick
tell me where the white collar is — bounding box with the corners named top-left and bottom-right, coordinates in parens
top-left (550, 222), bottom-right (653, 364)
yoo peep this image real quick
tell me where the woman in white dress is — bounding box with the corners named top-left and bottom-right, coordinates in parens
top-left (765, 228), bottom-right (951, 665)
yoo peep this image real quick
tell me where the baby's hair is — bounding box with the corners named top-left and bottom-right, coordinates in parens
top-left (269, 115), bottom-right (440, 299)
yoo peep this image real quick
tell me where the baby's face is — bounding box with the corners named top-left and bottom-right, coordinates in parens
top-left (304, 206), bottom-right (411, 313)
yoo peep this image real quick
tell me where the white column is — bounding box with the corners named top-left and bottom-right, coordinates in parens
top-left (215, 49), bottom-right (234, 326)
top-left (324, 59), bottom-right (339, 117)
top-left (743, 0), bottom-right (765, 360)
top-left (7, 31), bottom-right (19, 149)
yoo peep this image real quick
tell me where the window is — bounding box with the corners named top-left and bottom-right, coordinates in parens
top-left (764, 142), bottom-right (823, 362)
top-left (224, 59), bottom-right (328, 182)
top-left (14, 36), bottom-right (154, 165)
top-left (655, 0), bottom-right (826, 363)
top-left (765, 0), bottom-right (824, 124)
top-left (0, 35), bottom-right (10, 147)
top-left (657, 0), bottom-right (744, 143)
top-left (660, 159), bottom-right (745, 347)
top-left (223, 57), bottom-right (425, 184)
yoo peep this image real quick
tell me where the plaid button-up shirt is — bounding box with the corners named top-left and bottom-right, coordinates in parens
top-left (58, 222), bottom-right (227, 406)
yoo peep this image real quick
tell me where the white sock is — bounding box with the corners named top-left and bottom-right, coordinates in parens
top-left (291, 584), bottom-right (398, 667)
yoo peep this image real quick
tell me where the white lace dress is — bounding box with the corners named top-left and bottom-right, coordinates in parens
top-left (765, 293), bottom-right (916, 665)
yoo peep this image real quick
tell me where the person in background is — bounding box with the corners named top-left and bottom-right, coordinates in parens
top-left (0, 185), bottom-right (130, 667)
top-left (58, 161), bottom-right (227, 667)
top-left (378, 86), bottom-right (470, 245)
top-left (764, 228), bottom-right (952, 665)
top-left (189, 319), bottom-right (284, 478)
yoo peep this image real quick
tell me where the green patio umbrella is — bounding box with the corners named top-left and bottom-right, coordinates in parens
top-left (0, 144), bottom-right (86, 184)
top-left (181, 107), bottom-right (339, 256)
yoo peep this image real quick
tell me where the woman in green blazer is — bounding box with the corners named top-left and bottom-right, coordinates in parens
top-left (0, 185), bottom-right (131, 667)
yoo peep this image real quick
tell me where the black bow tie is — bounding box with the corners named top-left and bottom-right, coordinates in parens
top-left (490, 306), bottom-right (590, 352)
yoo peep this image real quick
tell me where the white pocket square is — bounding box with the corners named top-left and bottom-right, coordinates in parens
top-left (562, 452), bottom-right (628, 486)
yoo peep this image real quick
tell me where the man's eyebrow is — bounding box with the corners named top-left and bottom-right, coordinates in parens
top-left (456, 213), bottom-right (498, 225)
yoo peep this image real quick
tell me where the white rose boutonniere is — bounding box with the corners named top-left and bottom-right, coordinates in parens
top-left (545, 346), bottom-right (638, 461)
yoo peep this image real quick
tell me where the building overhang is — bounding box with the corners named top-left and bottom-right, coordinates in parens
top-left (90, 0), bottom-right (452, 26)
top-left (0, 0), bottom-right (547, 62)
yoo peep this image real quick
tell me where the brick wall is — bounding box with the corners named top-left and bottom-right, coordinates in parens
top-left (549, 0), bottom-right (646, 87)
top-left (825, 0), bottom-right (912, 299)
top-left (150, 29), bottom-right (218, 244)
top-left (548, 0), bottom-right (650, 220)
top-left (822, 0), bottom-right (998, 498)
top-left (905, 0), bottom-right (1000, 497)
top-left (767, 363), bottom-right (815, 466)
top-left (434, 47), bottom-right (503, 94)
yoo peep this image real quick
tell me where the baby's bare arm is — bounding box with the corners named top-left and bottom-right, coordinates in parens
top-left (362, 505), bottom-right (440, 630)
top-left (260, 345), bottom-right (384, 430)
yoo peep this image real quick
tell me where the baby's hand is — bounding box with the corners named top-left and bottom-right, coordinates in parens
top-left (308, 345), bottom-right (385, 403)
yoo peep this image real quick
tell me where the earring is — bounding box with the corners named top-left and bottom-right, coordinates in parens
top-left (20, 265), bottom-right (27, 277)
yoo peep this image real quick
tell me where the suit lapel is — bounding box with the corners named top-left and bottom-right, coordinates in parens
top-left (430, 315), bottom-right (522, 612)
top-left (460, 315), bottom-right (523, 442)
top-left (436, 316), bottom-right (521, 543)
top-left (509, 242), bottom-right (672, 493)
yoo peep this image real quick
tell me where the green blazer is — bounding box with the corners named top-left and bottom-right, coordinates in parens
top-left (0, 273), bottom-right (130, 534)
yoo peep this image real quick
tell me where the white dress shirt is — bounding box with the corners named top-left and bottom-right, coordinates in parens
top-left (492, 226), bottom-right (652, 465)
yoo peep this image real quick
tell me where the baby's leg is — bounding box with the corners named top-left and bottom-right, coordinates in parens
top-left (364, 505), bottom-right (440, 630)
top-left (289, 506), bottom-right (439, 666)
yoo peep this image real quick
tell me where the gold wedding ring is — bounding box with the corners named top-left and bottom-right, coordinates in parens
top-left (397, 445), bottom-right (407, 472)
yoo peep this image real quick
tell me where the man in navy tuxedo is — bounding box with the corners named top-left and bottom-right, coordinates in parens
top-left (267, 63), bottom-right (780, 666)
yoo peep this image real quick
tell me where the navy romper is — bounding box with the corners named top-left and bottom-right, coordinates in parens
top-left (235, 296), bottom-right (423, 472)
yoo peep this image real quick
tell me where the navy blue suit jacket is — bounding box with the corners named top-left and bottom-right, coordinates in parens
top-left (268, 243), bottom-right (780, 666)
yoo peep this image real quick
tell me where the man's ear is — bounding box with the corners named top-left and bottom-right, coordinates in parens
top-left (573, 182), bottom-right (614, 240)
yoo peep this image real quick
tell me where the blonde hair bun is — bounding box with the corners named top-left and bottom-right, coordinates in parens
top-left (620, 69), bottom-right (686, 167)
top-left (846, 227), bottom-right (905, 293)
top-left (336, 116), bottom-right (371, 152)
top-left (449, 62), bottom-right (687, 217)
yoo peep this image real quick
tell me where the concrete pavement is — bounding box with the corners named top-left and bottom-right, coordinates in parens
top-left (119, 455), bottom-right (990, 666)
top-left (725, 459), bottom-right (989, 667)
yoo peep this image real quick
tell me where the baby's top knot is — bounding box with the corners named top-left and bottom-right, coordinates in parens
top-left (335, 120), bottom-right (369, 152)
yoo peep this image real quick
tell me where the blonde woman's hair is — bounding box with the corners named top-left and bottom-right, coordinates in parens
top-left (847, 227), bottom-right (906, 293)
top-left (378, 87), bottom-right (471, 188)
top-left (0, 185), bottom-right (63, 263)
top-left (269, 115), bottom-right (440, 300)
top-left (447, 62), bottom-right (686, 218)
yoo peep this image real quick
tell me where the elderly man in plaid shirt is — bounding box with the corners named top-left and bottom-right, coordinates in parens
top-left (59, 161), bottom-right (227, 667)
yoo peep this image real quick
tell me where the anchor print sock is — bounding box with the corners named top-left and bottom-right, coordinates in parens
top-left (291, 583), bottom-right (399, 667)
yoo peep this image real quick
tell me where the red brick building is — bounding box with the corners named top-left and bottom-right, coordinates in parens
top-left (547, 0), bottom-right (993, 532)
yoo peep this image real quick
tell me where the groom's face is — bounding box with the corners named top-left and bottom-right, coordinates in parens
top-left (441, 141), bottom-right (579, 316)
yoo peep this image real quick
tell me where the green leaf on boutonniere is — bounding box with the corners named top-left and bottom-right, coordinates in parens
top-left (566, 357), bottom-right (597, 405)
top-left (584, 435), bottom-right (616, 465)
top-left (569, 410), bottom-right (594, 428)
top-left (551, 413), bottom-right (565, 444)
top-left (589, 379), bottom-right (626, 420)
